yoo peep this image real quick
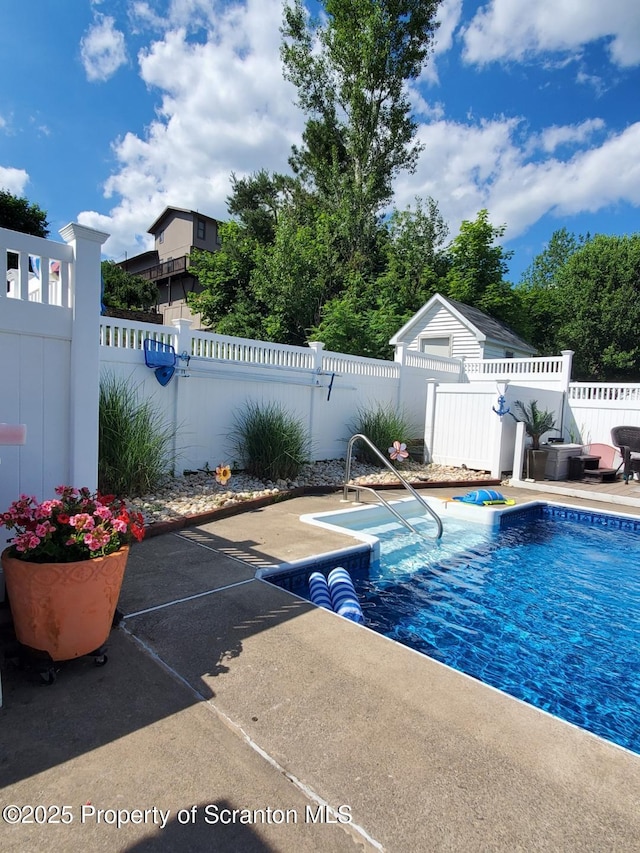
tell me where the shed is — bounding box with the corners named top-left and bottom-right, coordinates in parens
top-left (389, 293), bottom-right (536, 361)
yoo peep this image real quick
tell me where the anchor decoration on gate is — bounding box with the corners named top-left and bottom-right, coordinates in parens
top-left (492, 394), bottom-right (511, 417)
top-left (492, 382), bottom-right (511, 418)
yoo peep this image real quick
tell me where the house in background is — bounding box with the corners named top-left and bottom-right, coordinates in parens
top-left (390, 292), bottom-right (537, 361)
top-left (118, 206), bottom-right (222, 328)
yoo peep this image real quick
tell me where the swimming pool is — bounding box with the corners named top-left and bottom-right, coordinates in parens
top-left (275, 499), bottom-right (640, 754)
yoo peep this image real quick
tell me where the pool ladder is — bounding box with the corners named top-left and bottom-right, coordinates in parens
top-left (343, 434), bottom-right (443, 539)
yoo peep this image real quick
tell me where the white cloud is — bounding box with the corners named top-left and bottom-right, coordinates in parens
top-left (80, 0), bottom-right (303, 258)
top-left (395, 118), bottom-right (640, 245)
top-left (0, 167), bottom-right (29, 195)
top-left (80, 14), bottom-right (128, 82)
top-left (419, 0), bottom-right (463, 84)
top-left (531, 118), bottom-right (606, 154)
top-left (462, 0), bottom-right (640, 67)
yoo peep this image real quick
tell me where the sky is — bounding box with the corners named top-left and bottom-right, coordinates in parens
top-left (1, 0), bottom-right (639, 283)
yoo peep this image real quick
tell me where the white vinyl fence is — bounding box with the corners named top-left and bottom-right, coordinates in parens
top-left (0, 224), bottom-right (108, 553)
top-left (100, 318), bottom-right (403, 469)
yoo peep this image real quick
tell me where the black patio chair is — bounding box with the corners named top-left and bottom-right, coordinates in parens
top-left (611, 426), bottom-right (640, 483)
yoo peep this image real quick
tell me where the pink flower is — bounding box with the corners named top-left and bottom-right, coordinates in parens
top-left (85, 529), bottom-right (111, 551)
top-left (69, 513), bottom-right (95, 531)
top-left (35, 522), bottom-right (53, 537)
top-left (35, 499), bottom-right (62, 519)
top-left (112, 518), bottom-right (128, 534)
top-left (15, 532), bottom-right (41, 552)
top-left (388, 441), bottom-right (409, 461)
top-left (93, 505), bottom-right (112, 521)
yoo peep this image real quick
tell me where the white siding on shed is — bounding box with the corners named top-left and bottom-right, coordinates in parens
top-left (406, 304), bottom-right (482, 360)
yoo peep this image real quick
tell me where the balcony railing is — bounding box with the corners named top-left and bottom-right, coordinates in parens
top-left (138, 255), bottom-right (189, 281)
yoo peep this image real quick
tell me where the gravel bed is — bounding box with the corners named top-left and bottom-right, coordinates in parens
top-left (128, 459), bottom-right (492, 526)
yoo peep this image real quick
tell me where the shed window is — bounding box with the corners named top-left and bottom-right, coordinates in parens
top-left (420, 336), bottom-right (451, 357)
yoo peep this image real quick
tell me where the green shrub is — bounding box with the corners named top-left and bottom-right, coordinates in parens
top-left (232, 401), bottom-right (310, 481)
top-left (348, 403), bottom-right (416, 466)
top-left (99, 373), bottom-right (177, 497)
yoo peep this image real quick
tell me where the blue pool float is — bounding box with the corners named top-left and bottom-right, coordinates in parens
top-left (327, 567), bottom-right (365, 624)
top-left (308, 571), bottom-right (333, 610)
top-left (452, 489), bottom-right (515, 506)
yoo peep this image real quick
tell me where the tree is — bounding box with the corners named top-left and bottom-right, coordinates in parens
top-left (281, 0), bottom-right (441, 268)
top-left (0, 189), bottom-right (49, 237)
top-left (187, 222), bottom-right (267, 338)
top-left (227, 170), bottom-right (299, 244)
top-left (251, 209), bottom-right (342, 343)
top-left (443, 209), bottom-right (520, 328)
top-left (101, 261), bottom-right (158, 311)
top-left (516, 228), bottom-right (586, 354)
top-left (553, 234), bottom-right (640, 379)
top-left (312, 197), bottom-right (449, 358)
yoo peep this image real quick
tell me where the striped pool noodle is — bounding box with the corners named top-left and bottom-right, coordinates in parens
top-left (308, 572), bottom-right (333, 610)
top-left (327, 567), bottom-right (365, 624)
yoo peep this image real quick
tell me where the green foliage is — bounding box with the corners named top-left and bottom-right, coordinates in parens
top-left (553, 234), bottom-right (640, 379)
top-left (0, 189), bottom-right (49, 237)
top-left (251, 209), bottom-right (342, 343)
top-left (99, 374), bottom-right (177, 497)
top-left (311, 198), bottom-right (449, 359)
top-left (443, 209), bottom-right (513, 309)
top-left (231, 401), bottom-right (311, 481)
top-left (187, 222), bottom-right (267, 338)
top-left (516, 231), bottom-right (640, 379)
top-left (227, 170), bottom-right (297, 243)
top-left (101, 261), bottom-right (157, 311)
top-left (513, 400), bottom-right (556, 450)
top-left (348, 403), bottom-right (417, 465)
top-left (516, 228), bottom-right (586, 352)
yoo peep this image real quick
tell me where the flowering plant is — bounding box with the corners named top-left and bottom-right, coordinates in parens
top-left (388, 441), bottom-right (409, 462)
top-left (1, 486), bottom-right (145, 563)
top-left (215, 464), bottom-right (231, 485)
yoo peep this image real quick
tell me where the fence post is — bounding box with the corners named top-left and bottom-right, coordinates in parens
top-left (172, 319), bottom-right (194, 467)
top-left (561, 350), bottom-right (574, 391)
top-left (172, 318), bottom-right (193, 360)
top-left (60, 223), bottom-right (109, 490)
top-left (489, 405), bottom-right (506, 479)
top-left (511, 421), bottom-right (527, 484)
top-left (307, 341), bottom-right (325, 371)
top-left (423, 379), bottom-right (438, 463)
top-left (394, 344), bottom-right (406, 411)
top-left (306, 342), bottom-right (325, 457)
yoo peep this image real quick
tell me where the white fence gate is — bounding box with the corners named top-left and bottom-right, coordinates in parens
top-left (0, 224), bottom-right (108, 553)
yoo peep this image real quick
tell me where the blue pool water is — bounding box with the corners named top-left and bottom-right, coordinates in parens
top-left (322, 507), bottom-right (640, 753)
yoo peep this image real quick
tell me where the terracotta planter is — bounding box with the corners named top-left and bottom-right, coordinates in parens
top-left (1, 546), bottom-right (129, 661)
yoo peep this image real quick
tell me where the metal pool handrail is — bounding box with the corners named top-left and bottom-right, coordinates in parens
top-left (343, 434), bottom-right (443, 540)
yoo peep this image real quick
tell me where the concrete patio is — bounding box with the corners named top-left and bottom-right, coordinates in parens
top-left (1, 486), bottom-right (639, 852)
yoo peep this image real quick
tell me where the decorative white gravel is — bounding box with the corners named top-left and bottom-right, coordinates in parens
top-left (128, 459), bottom-right (492, 526)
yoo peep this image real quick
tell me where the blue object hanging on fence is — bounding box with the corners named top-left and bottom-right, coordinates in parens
top-left (492, 394), bottom-right (510, 417)
top-left (308, 572), bottom-right (333, 610)
top-left (327, 567), bottom-right (365, 623)
top-left (143, 339), bottom-right (177, 386)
